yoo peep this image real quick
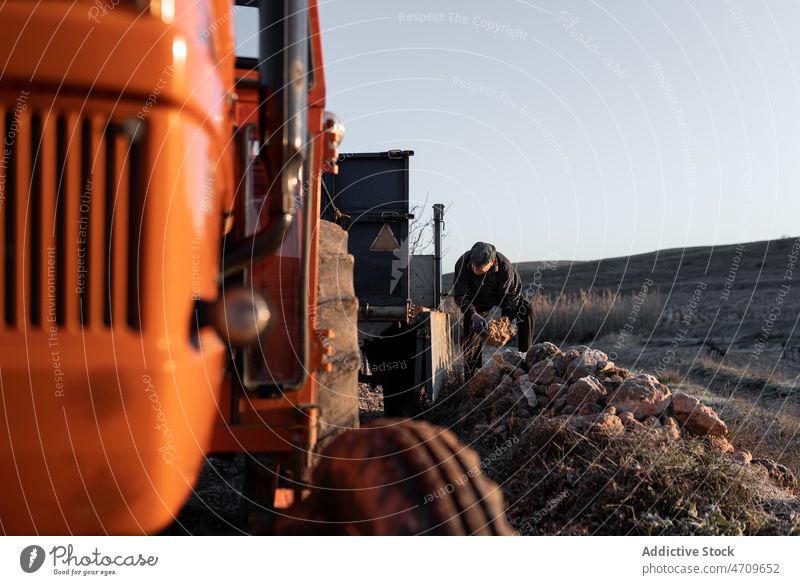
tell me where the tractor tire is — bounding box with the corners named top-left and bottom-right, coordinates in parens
top-left (278, 418), bottom-right (513, 535)
top-left (237, 220), bottom-right (359, 533)
top-left (314, 219), bottom-right (360, 450)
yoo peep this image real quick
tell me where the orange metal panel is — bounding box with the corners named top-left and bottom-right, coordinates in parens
top-left (0, 3), bottom-right (222, 143)
top-left (212, 420), bottom-right (310, 454)
top-left (0, 328), bottom-right (224, 534)
top-left (88, 116), bottom-right (106, 329)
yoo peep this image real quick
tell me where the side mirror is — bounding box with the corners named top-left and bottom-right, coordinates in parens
top-left (223, 0), bottom-right (309, 277)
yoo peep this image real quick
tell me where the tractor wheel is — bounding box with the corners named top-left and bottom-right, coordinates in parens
top-left (314, 219), bottom-right (360, 450)
top-left (277, 418), bottom-right (513, 535)
top-left (239, 220), bottom-right (360, 533)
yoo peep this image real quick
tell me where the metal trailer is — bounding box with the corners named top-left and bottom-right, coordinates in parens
top-left (321, 150), bottom-right (453, 416)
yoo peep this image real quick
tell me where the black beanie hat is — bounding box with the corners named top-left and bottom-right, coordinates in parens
top-left (469, 242), bottom-right (496, 267)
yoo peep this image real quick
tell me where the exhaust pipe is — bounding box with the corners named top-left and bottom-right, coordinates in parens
top-left (433, 203), bottom-right (445, 308)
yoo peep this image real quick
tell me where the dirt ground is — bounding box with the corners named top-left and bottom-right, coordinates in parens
top-left (166, 340), bottom-right (798, 535)
top-left (358, 382), bottom-right (384, 423)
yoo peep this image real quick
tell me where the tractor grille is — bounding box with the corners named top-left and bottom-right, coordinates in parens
top-left (1, 110), bottom-right (145, 330)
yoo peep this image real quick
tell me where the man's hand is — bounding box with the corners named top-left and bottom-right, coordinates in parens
top-left (471, 313), bottom-right (488, 336)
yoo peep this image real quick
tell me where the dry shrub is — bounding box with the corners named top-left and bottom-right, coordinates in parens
top-left (726, 402), bottom-right (800, 479)
top-left (489, 419), bottom-right (795, 535)
top-left (658, 367), bottom-right (688, 386)
top-left (427, 380), bottom-right (800, 536)
top-left (531, 289), bottom-right (663, 344)
top-left (675, 358), bottom-right (800, 477)
top-left (695, 389), bottom-right (800, 479)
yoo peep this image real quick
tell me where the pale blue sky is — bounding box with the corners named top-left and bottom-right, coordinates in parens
top-left (240, 1), bottom-right (800, 269)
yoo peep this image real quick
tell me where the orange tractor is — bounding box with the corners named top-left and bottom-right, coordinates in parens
top-left (0, 0), bottom-right (510, 535)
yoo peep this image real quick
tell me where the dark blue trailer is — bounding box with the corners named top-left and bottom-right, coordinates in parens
top-left (321, 151), bottom-right (452, 416)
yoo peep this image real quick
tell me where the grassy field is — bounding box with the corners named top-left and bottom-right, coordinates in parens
top-left (530, 288), bottom-right (663, 344)
top-left (527, 237), bottom-right (800, 479)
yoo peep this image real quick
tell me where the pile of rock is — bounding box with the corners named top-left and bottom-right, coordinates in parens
top-left (464, 342), bottom-right (750, 461)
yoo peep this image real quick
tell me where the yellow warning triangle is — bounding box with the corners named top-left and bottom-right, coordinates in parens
top-left (369, 223), bottom-right (400, 251)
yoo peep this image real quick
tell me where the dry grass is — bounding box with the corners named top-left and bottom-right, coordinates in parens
top-left (494, 421), bottom-right (794, 535)
top-left (531, 289), bottom-right (663, 344)
top-left (721, 398), bottom-right (800, 478)
top-left (639, 356), bottom-right (800, 478)
top-left (428, 381), bottom-right (799, 534)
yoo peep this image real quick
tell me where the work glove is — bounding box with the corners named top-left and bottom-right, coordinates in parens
top-left (471, 313), bottom-right (488, 336)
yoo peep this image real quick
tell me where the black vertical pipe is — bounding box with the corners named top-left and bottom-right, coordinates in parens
top-left (433, 203), bottom-right (444, 307)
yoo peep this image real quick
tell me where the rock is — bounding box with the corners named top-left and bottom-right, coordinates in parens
top-left (524, 342), bottom-right (562, 368)
top-left (564, 346), bottom-right (590, 359)
top-left (491, 392), bottom-right (517, 419)
top-left (561, 349), bottom-right (582, 369)
top-left (493, 375), bottom-right (518, 397)
top-left (598, 367), bottom-right (633, 382)
top-left (552, 394), bottom-right (568, 414)
top-left (643, 416), bottom-right (662, 428)
top-left (549, 355), bottom-right (569, 377)
top-left (604, 406), bottom-right (617, 416)
top-left (533, 384), bottom-right (550, 397)
top-left (464, 354), bottom-right (507, 396)
top-left (515, 407), bottom-right (532, 418)
top-left (499, 347), bottom-right (527, 370)
top-left (608, 374), bottom-right (671, 419)
top-left (729, 450), bottom-right (752, 465)
top-left (596, 360), bottom-right (615, 374)
top-left (669, 392), bottom-right (697, 413)
top-left (600, 379), bottom-right (622, 395)
top-left (708, 436), bottom-right (734, 453)
top-left (564, 349), bottom-right (610, 382)
top-left (592, 412), bottom-right (624, 436)
top-left (605, 367), bottom-right (634, 380)
top-left (661, 417), bottom-right (680, 440)
top-left (752, 458), bottom-right (798, 490)
top-left (545, 382), bottom-right (567, 402)
top-left (670, 392), bottom-right (728, 437)
top-left (486, 317), bottom-right (515, 347)
top-left (564, 376), bottom-right (607, 409)
top-left (619, 369), bottom-right (635, 379)
top-left (576, 403), bottom-right (602, 416)
top-left (528, 359), bottom-right (558, 385)
top-left (518, 375), bottom-right (538, 409)
top-left (618, 411), bottom-right (643, 428)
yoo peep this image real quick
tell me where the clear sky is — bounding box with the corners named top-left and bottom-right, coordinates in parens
top-left (312, 0), bottom-right (800, 270)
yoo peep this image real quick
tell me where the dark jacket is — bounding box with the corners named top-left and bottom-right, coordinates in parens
top-left (452, 248), bottom-right (523, 319)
